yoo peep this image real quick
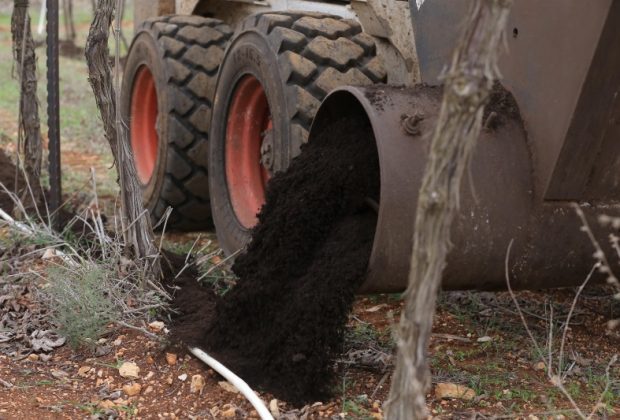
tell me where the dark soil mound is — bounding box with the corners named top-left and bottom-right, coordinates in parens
top-left (0, 149), bottom-right (24, 214)
top-left (200, 116), bottom-right (380, 404)
top-left (160, 251), bottom-right (218, 346)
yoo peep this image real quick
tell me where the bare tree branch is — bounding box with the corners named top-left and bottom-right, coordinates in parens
top-left (85, 0), bottom-right (161, 284)
top-left (385, 1), bottom-right (513, 418)
top-left (11, 0), bottom-right (43, 201)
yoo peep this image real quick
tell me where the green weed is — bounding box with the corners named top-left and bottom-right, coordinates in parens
top-left (45, 263), bottom-right (119, 348)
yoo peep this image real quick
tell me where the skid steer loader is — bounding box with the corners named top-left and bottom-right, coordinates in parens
top-left (123, 0), bottom-right (620, 292)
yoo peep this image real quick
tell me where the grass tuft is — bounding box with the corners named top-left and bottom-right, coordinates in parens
top-left (44, 263), bottom-right (118, 348)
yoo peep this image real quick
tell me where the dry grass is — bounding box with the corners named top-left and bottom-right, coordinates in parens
top-left (0, 178), bottom-right (168, 349)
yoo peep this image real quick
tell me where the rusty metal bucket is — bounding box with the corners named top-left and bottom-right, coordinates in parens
top-left (308, 85), bottom-right (620, 293)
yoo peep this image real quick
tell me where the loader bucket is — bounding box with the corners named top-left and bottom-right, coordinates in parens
top-left (308, 85), bottom-right (620, 293)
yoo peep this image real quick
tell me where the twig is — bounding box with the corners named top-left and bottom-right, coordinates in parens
top-left (559, 263), bottom-right (597, 379)
top-left (173, 234), bottom-right (202, 279)
top-left (505, 241), bottom-right (545, 364)
top-left (115, 320), bottom-right (160, 341)
top-left (505, 240), bottom-right (592, 419)
top-left (371, 371), bottom-right (390, 400)
top-left (196, 249), bottom-right (241, 282)
top-left (431, 333), bottom-right (471, 343)
top-left (0, 377), bottom-right (14, 388)
top-left (574, 204), bottom-right (619, 287)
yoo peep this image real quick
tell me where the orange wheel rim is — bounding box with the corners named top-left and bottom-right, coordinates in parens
top-left (130, 65), bottom-right (159, 184)
top-left (225, 75), bottom-right (273, 229)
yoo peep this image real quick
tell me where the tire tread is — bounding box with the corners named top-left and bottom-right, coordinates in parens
top-left (246, 12), bottom-right (387, 144)
top-left (138, 16), bottom-right (232, 228)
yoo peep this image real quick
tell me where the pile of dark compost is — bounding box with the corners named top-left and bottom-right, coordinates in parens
top-left (161, 250), bottom-right (219, 346)
top-left (168, 116), bottom-right (380, 405)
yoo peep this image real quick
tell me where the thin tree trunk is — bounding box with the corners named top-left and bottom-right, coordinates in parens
top-left (85, 0), bottom-right (161, 284)
top-left (62, 0), bottom-right (76, 42)
top-left (384, 1), bottom-right (512, 418)
top-left (11, 0), bottom-right (43, 201)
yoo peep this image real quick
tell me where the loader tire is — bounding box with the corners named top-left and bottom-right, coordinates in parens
top-left (209, 12), bottom-right (386, 253)
top-left (121, 15), bottom-right (232, 230)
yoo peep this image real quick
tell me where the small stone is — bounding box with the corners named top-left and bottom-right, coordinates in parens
top-left (113, 337), bottom-right (123, 346)
top-left (95, 345), bottom-right (112, 357)
top-left (477, 336), bottom-right (492, 343)
top-left (269, 399), bottom-right (280, 417)
top-left (218, 381), bottom-right (239, 394)
top-left (118, 362), bottom-right (140, 379)
top-left (146, 355), bottom-right (155, 364)
top-left (178, 374), bottom-right (188, 382)
top-left (165, 353), bottom-right (177, 366)
top-left (144, 385), bottom-right (154, 395)
top-left (77, 366), bottom-right (90, 377)
top-left (190, 375), bottom-right (205, 394)
top-left (27, 354), bottom-right (39, 362)
top-left (435, 383), bottom-right (476, 401)
top-left (123, 383), bottom-right (142, 396)
top-left (99, 400), bottom-right (116, 409)
top-left (534, 361), bottom-right (546, 371)
top-left (108, 390), bottom-right (122, 400)
top-left (51, 369), bottom-right (68, 379)
top-left (221, 405), bottom-right (236, 418)
top-left (148, 321), bottom-right (165, 332)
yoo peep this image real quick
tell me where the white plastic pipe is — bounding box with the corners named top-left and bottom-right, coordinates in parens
top-left (188, 346), bottom-right (274, 420)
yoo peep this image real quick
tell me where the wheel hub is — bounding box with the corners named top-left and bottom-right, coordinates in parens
top-left (259, 128), bottom-right (274, 172)
top-left (225, 75), bottom-right (273, 229)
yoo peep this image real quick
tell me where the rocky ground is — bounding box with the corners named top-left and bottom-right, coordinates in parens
top-left (1, 277), bottom-right (619, 419)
